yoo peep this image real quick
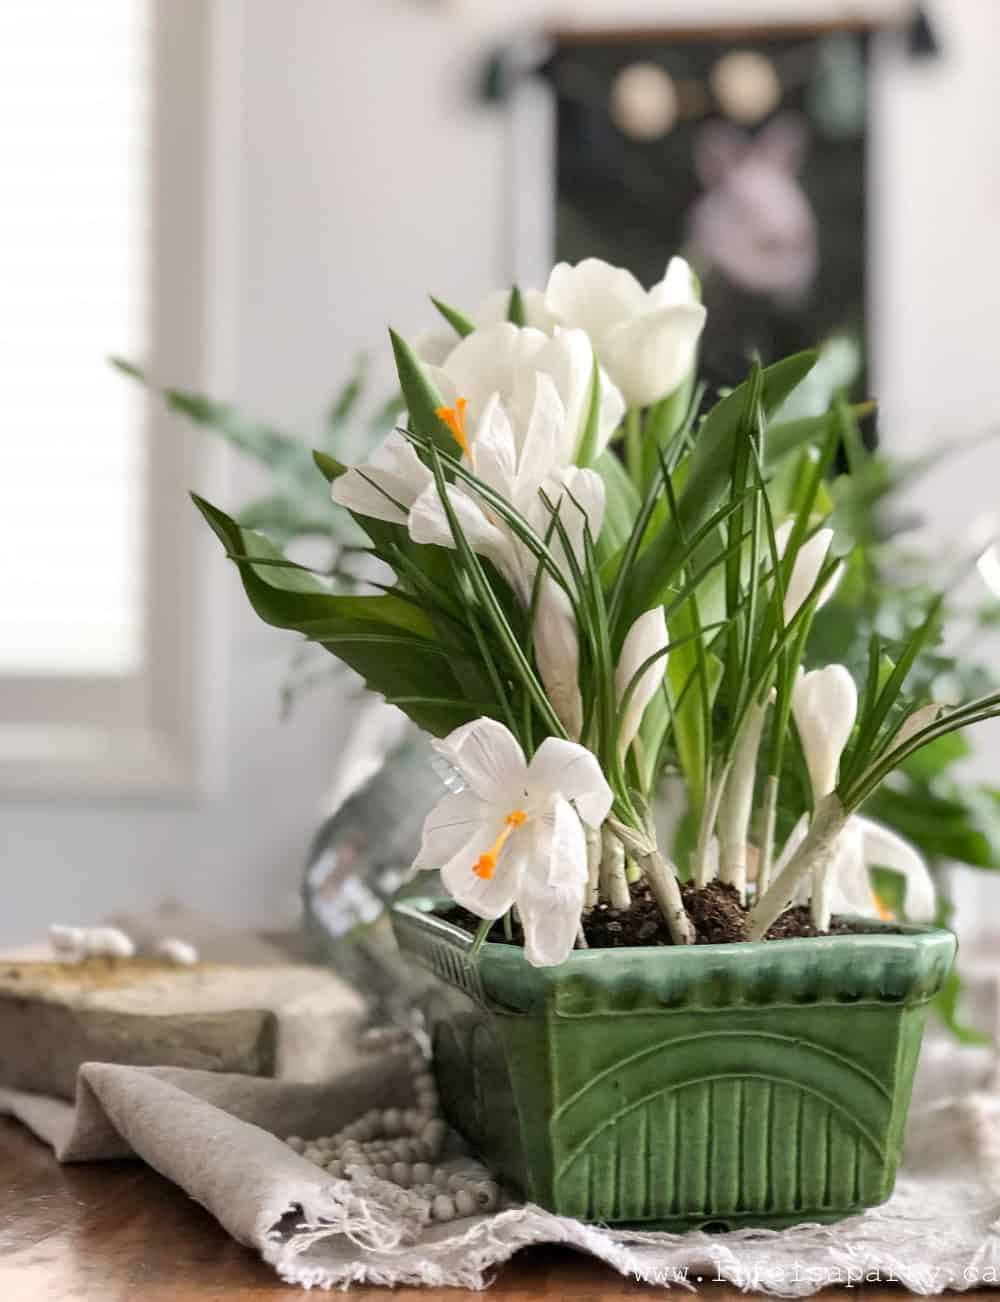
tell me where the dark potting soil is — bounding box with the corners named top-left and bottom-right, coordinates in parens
top-left (439, 879), bottom-right (880, 950)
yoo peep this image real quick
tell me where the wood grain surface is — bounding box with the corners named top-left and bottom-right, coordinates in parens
top-left (0, 1116), bottom-right (969, 1301)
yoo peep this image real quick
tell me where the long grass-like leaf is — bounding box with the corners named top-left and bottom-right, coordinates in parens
top-left (425, 445), bottom-right (566, 738)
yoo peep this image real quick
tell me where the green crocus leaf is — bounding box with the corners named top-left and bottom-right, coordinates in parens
top-left (507, 286), bottom-right (526, 327)
top-left (193, 494), bottom-right (477, 735)
top-left (388, 328), bottom-right (456, 454)
top-left (430, 296), bottom-right (475, 338)
top-left (575, 357), bottom-right (603, 469)
top-left (667, 627), bottom-right (723, 819)
top-left (593, 449), bottom-right (640, 562)
top-left (112, 357), bottom-right (315, 480)
top-left (615, 351), bottom-right (818, 638)
top-left (312, 450), bottom-right (347, 483)
top-left (765, 401), bottom-right (875, 467)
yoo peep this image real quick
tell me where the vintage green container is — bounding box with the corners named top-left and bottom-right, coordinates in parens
top-left (391, 898), bottom-right (955, 1230)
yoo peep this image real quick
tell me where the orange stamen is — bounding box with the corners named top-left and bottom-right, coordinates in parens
top-left (872, 890), bottom-right (892, 922)
top-left (435, 396), bottom-right (471, 459)
top-left (474, 809), bottom-right (527, 880)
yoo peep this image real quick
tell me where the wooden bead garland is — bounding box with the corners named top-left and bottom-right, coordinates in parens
top-left (283, 1026), bottom-right (501, 1224)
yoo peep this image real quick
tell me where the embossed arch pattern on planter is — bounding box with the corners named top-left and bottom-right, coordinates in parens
top-left (550, 1029), bottom-right (891, 1222)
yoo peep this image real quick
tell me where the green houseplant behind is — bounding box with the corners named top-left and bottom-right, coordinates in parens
top-left (196, 255), bottom-right (982, 1227)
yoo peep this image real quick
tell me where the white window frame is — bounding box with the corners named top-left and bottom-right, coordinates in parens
top-left (0, 0), bottom-right (227, 800)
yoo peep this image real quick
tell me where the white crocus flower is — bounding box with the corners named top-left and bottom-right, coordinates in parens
top-left (792, 665), bottom-right (857, 801)
top-left (774, 520), bottom-right (842, 623)
top-left (410, 382), bottom-right (603, 737)
top-left (787, 664), bottom-right (934, 927)
top-left (421, 322), bottom-right (624, 464)
top-left (413, 289), bottom-right (556, 367)
top-left (615, 608), bottom-right (669, 758)
top-left (792, 663), bottom-right (857, 928)
top-left (408, 377), bottom-right (606, 604)
top-left (780, 814), bottom-right (935, 922)
top-left (544, 256), bottom-right (706, 408)
top-left (331, 430), bottom-right (433, 524)
top-left (413, 717), bottom-right (613, 966)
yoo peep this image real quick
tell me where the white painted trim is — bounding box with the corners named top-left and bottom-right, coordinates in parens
top-left (0, 0), bottom-right (233, 801)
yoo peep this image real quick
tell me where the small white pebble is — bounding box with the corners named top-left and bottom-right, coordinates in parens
top-left (156, 937), bottom-right (198, 966)
top-left (454, 1189), bottom-right (477, 1217)
top-left (285, 1136), bottom-right (305, 1153)
top-left (382, 1108), bottom-right (402, 1132)
top-left (414, 1072), bottom-right (435, 1092)
top-left (49, 924), bottom-right (87, 960)
top-left (411, 1162), bottom-right (432, 1184)
top-left (85, 926), bottom-right (135, 959)
top-left (372, 1163), bottom-right (389, 1180)
top-left (431, 1194), bottom-right (455, 1222)
top-left (390, 1161), bottom-right (411, 1187)
top-left (327, 1160), bottom-right (345, 1178)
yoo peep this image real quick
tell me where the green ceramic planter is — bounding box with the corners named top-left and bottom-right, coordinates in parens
top-left (391, 898), bottom-right (955, 1230)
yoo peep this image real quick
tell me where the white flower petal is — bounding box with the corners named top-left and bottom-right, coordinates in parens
top-left (648, 255), bottom-right (699, 309)
top-left (433, 717), bottom-right (527, 805)
top-left (513, 373), bottom-right (568, 504)
top-left (468, 393), bottom-right (518, 498)
top-left (602, 302), bottom-right (707, 408)
top-left (433, 323), bottom-right (550, 430)
top-left (540, 466), bottom-right (606, 572)
top-left (408, 482), bottom-right (508, 566)
top-left (858, 815), bottom-right (936, 922)
top-left (780, 526), bottom-right (835, 622)
top-left (792, 665), bottom-right (858, 800)
top-left (413, 789), bottom-right (488, 874)
top-left (616, 607), bottom-right (669, 757)
top-left (533, 577), bottom-right (582, 740)
top-left (412, 329), bottom-right (457, 368)
top-left (526, 737), bottom-right (613, 827)
top-left (518, 797), bottom-right (587, 966)
top-left (545, 258), bottom-right (647, 349)
top-left (819, 818), bottom-right (870, 914)
top-left (889, 703), bottom-right (944, 756)
top-left (331, 432), bottom-right (432, 524)
top-left (594, 362), bottom-right (627, 458)
top-left (508, 328), bottom-right (596, 464)
top-left (440, 820), bottom-right (524, 920)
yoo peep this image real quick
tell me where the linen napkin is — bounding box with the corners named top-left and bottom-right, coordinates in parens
top-left (4, 1034), bottom-right (1000, 1294)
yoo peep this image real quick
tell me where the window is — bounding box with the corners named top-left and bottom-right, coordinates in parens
top-left (0, 1), bottom-right (214, 796)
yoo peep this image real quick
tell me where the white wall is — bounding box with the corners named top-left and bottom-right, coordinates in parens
top-left (4, 0), bottom-right (999, 943)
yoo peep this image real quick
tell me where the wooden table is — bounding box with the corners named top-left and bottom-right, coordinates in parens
top-left (0, 1116), bottom-right (944, 1301)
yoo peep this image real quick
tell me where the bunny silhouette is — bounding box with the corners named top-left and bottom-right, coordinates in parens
top-left (688, 112), bottom-right (819, 303)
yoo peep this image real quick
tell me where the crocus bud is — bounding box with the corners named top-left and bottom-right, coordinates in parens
top-left (533, 577), bottom-right (583, 741)
top-left (615, 608), bottom-right (669, 758)
top-left (775, 520), bottom-right (841, 622)
top-left (792, 666), bottom-right (858, 800)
